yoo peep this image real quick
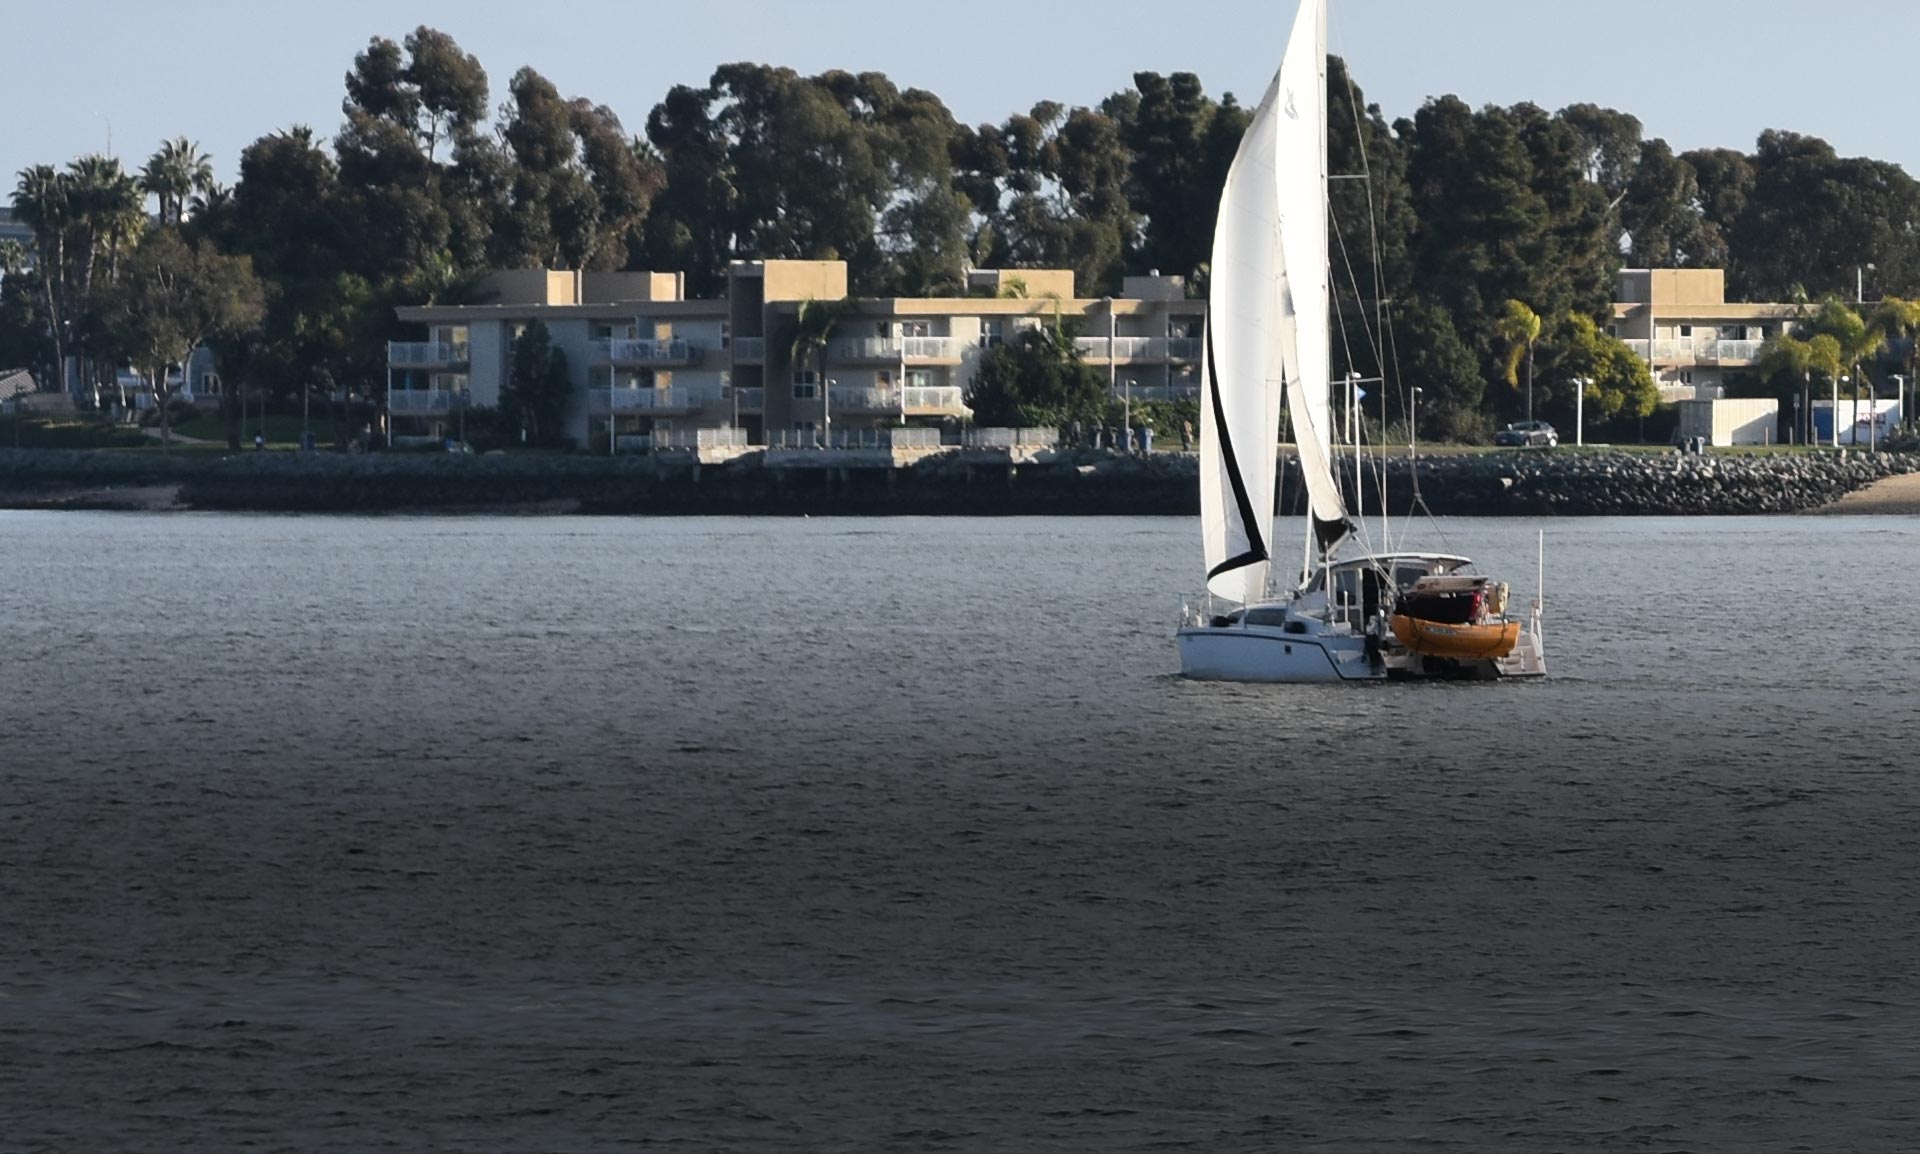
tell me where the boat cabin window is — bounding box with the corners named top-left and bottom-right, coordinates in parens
top-left (1244, 607), bottom-right (1291, 628)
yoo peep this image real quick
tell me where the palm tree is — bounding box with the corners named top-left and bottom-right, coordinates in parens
top-left (1869, 296), bottom-right (1920, 432)
top-left (141, 137), bottom-right (215, 227)
top-left (63, 156), bottom-right (146, 406)
top-left (788, 296), bottom-right (851, 446)
top-left (1496, 299), bottom-right (1543, 423)
top-left (12, 165), bottom-right (73, 391)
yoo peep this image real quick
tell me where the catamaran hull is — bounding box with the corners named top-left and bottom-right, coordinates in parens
top-left (1176, 622), bottom-right (1548, 684)
top-left (1175, 627), bottom-right (1381, 683)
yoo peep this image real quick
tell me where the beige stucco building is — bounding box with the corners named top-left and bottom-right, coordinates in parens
top-left (1610, 269), bottom-right (1800, 401)
top-left (389, 261), bottom-right (1205, 450)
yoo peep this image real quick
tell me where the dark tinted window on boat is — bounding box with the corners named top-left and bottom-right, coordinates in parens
top-left (1245, 608), bottom-right (1291, 627)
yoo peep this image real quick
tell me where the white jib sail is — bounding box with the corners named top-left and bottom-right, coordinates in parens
top-left (1200, 0), bottom-right (1342, 603)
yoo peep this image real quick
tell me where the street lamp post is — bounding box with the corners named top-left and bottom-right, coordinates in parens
top-left (1893, 374), bottom-right (1909, 437)
top-left (1858, 263), bottom-right (1876, 304)
top-left (1573, 376), bottom-right (1590, 447)
top-left (823, 377), bottom-right (834, 449)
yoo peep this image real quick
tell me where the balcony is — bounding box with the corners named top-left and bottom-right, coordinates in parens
top-left (825, 385), bottom-right (968, 414)
top-left (593, 338), bottom-right (704, 367)
top-left (732, 337), bottom-right (766, 362)
top-left (589, 387), bottom-right (699, 416)
top-left (1074, 336), bottom-right (1163, 361)
top-left (388, 388), bottom-right (456, 414)
top-left (1163, 337), bottom-right (1203, 361)
top-left (827, 336), bottom-right (958, 362)
top-left (734, 386), bottom-right (765, 412)
top-left (1621, 338), bottom-right (1766, 365)
top-left (388, 341), bottom-right (469, 368)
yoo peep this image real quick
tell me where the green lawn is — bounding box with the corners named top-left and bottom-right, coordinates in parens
top-left (170, 412), bottom-right (318, 445)
top-left (0, 418), bottom-right (148, 450)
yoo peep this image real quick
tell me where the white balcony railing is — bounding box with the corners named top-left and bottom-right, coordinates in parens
top-left (902, 386), bottom-right (965, 411)
top-left (827, 337), bottom-right (956, 361)
top-left (1623, 337), bottom-right (1766, 365)
top-left (732, 337), bottom-right (765, 361)
top-left (597, 338), bottom-right (703, 365)
top-left (827, 386), bottom-right (892, 410)
top-left (1163, 337), bottom-right (1203, 361)
top-left (388, 341), bottom-right (469, 367)
top-left (601, 387), bottom-right (694, 412)
top-left (389, 388), bottom-right (455, 413)
top-left (820, 386), bottom-right (967, 412)
top-left (1074, 336), bottom-right (1163, 360)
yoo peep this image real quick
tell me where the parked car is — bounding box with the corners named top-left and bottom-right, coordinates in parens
top-left (1494, 419), bottom-right (1558, 448)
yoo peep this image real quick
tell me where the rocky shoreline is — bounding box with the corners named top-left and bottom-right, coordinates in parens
top-left (1, 446), bottom-right (1916, 516)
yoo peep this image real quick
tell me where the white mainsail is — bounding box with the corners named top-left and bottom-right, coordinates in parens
top-left (1200, 0), bottom-right (1346, 603)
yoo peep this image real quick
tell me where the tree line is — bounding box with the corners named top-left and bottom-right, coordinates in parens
top-left (7, 26), bottom-right (1920, 443)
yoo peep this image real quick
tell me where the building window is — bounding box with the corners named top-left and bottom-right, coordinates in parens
top-left (900, 320), bottom-right (931, 338)
top-left (874, 320), bottom-right (891, 339)
top-left (1678, 325), bottom-right (1693, 338)
top-left (719, 321), bottom-right (731, 349)
top-left (1720, 325), bottom-right (1741, 340)
top-left (792, 369), bottom-right (818, 399)
top-left (904, 369), bottom-right (931, 390)
top-left (980, 319), bottom-right (1004, 348)
top-left (1682, 371), bottom-right (1694, 385)
top-left (1605, 324), bottom-right (1618, 337)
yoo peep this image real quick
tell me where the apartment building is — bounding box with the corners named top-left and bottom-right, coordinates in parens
top-left (389, 261), bottom-right (1205, 450)
top-left (1610, 269), bottom-right (1799, 401)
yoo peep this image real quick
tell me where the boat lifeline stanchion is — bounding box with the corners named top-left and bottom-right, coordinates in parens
top-left (1534, 528), bottom-right (1546, 649)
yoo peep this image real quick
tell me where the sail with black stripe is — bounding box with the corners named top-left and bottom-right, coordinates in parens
top-left (1199, 0), bottom-right (1346, 603)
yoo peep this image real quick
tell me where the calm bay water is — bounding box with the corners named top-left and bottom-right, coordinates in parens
top-left (3, 511), bottom-right (1919, 1151)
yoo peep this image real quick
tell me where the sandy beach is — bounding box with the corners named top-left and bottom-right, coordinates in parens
top-left (1818, 470), bottom-right (1920, 514)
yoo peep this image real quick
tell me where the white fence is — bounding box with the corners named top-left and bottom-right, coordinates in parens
top-left (658, 427), bottom-right (750, 449)
top-left (965, 426), bottom-right (1058, 448)
top-left (767, 427), bottom-right (943, 450)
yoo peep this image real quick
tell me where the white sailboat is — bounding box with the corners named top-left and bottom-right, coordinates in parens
top-left (1175, 0), bottom-right (1546, 684)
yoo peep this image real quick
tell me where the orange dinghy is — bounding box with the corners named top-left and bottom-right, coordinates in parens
top-left (1390, 614), bottom-right (1521, 660)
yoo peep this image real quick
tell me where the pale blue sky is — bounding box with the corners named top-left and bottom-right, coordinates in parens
top-left (7, 0), bottom-right (1917, 184)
